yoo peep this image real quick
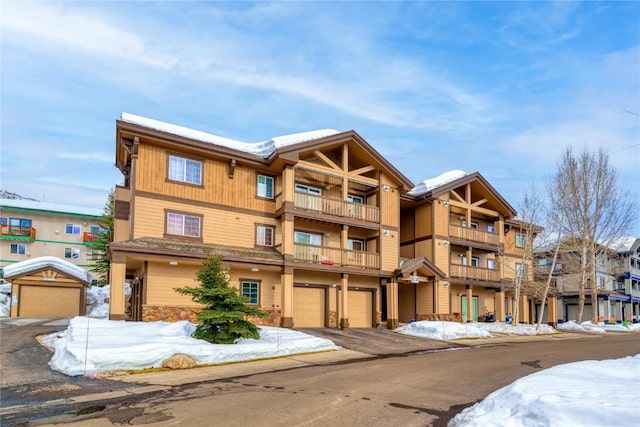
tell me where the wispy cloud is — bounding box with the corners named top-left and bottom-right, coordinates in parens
top-left (57, 152), bottom-right (113, 163)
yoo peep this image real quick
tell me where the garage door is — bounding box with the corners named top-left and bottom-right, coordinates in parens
top-left (19, 285), bottom-right (81, 317)
top-left (567, 304), bottom-right (591, 322)
top-left (349, 290), bottom-right (373, 328)
top-left (293, 286), bottom-right (325, 327)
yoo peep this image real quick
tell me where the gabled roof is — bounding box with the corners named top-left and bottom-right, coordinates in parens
top-left (405, 170), bottom-right (517, 218)
top-left (116, 113), bottom-right (414, 191)
top-left (394, 256), bottom-right (445, 280)
top-left (3, 256), bottom-right (93, 285)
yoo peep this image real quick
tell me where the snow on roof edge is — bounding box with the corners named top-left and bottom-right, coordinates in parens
top-left (121, 113), bottom-right (340, 158)
top-left (3, 256), bottom-right (94, 284)
top-left (408, 170), bottom-right (468, 197)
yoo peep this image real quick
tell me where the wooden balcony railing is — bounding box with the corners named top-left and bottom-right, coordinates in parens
top-left (1, 225), bottom-right (36, 241)
top-left (293, 243), bottom-right (380, 269)
top-left (449, 225), bottom-right (499, 246)
top-left (450, 264), bottom-right (501, 282)
top-left (294, 192), bottom-right (380, 223)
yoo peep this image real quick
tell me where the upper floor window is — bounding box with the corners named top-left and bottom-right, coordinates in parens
top-left (256, 225), bottom-right (275, 247)
top-left (515, 232), bottom-right (526, 248)
top-left (168, 155), bottom-right (202, 185)
top-left (166, 212), bottom-right (201, 238)
top-left (90, 225), bottom-right (107, 236)
top-left (462, 220), bottom-right (478, 229)
top-left (347, 238), bottom-right (365, 251)
top-left (10, 243), bottom-right (27, 255)
top-left (295, 183), bottom-right (321, 195)
top-left (241, 280), bottom-right (260, 305)
top-left (461, 256), bottom-right (479, 267)
top-left (257, 174), bottom-right (274, 199)
top-left (65, 223), bottom-right (81, 235)
top-left (294, 231), bottom-right (322, 246)
top-left (487, 224), bottom-right (495, 233)
top-left (347, 195), bottom-right (364, 204)
top-left (64, 248), bottom-right (80, 259)
top-left (487, 259), bottom-right (496, 270)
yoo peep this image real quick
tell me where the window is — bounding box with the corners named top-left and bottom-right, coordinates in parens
top-left (294, 231), bottom-right (322, 246)
top-left (461, 220), bottom-right (478, 229)
top-left (166, 212), bottom-right (201, 237)
top-left (65, 223), bottom-right (81, 235)
top-left (347, 238), bottom-right (364, 251)
top-left (487, 224), bottom-right (495, 233)
top-left (471, 257), bottom-right (479, 267)
top-left (347, 195), bottom-right (363, 204)
top-left (9, 218), bottom-right (32, 235)
top-left (241, 281), bottom-right (260, 305)
top-left (168, 155), bottom-right (202, 185)
top-left (295, 183), bottom-right (322, 195)
top-left (65, 248), bottom-right (80, 259)
top-left (10, 243), bottom-right (26, 255)
top-left (516, 263), bottom-right (528, 278)
top-left (515, 232), bottom-right (526, 248)
top-left (257, 174), bottom-right (275, 199)
top-left (90, 225), bottom-right (106, 234)
top-left (256, 225), bottom-right (275, 246)
top-left (0, 217), bottom-right (7, 226)
top-left (487, 259), bottom-right (496, 270)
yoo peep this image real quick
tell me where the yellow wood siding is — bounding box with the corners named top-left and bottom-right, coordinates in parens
top-left (348, 290), bottom-right (373, 327)
top-left (134, 144), bottom-right (277, 214)
top-left (133, 196), bottom-right (280, 247)
top-left (400, 244), bottom-right (415, 259)
top-left (416, 283), bottom-right (433, 315)
top-left (146, 261), bottom-right (201, 306)
top-left (415, 204), bottom-right (431, 237)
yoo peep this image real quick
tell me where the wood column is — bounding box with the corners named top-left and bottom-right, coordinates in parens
top-left (280, 268), bottom-right (294, 328)
top-left (495, 290), bottom-right (505, 323)
top-left (339, 273), bottom-right (349, 329)
top-left (386, 278), bottom-right (399, 329)
top-left (466, 285), bottom-right (473, 322)
top-left (109, 254), bottom-right (127, 320)
top-left (547, 295), bottom-right (558, 327)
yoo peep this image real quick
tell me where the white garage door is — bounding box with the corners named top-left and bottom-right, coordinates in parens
top-left (349, 290), bottom-right (373, 328)
top-left (19, 285), bottom-right (81, 317)
top-left (293, 286), bottom-right (325, 327)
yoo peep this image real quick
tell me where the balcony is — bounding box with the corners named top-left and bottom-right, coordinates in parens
top-left (450, 264), bottom-right (501, 282)
top-left (449, 224), bottom-right (499, 246)
top-left (83, 232), bottom-right (99, 246)
top-left (294, 192), bottom-right (380, 223)
top-left (293, 243), bottom-right (380, 269)
top-left (1, 225), bottom-right (36, 241)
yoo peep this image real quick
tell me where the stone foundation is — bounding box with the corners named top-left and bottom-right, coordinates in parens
top-left (141, 305), bottom-right (282, 327)
top-left (418, 313), bottom-right (463, 322)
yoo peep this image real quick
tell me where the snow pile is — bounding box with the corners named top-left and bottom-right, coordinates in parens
top-left (557, 321), bottom-right (606, 334)
top-left (396, 321), bottom-right (492, 340)
top-left (42, 317), bottom-right (341, 376)
top-left (86, 286), bottom-right (111, 318)
top-left (474, 322), bottom-right (557, 335)
top-left (121, 113), bottom-right (340, 158)
top-left (0, 293), bottom-right (9, 317)
top-left (3, 256), bottom-right (93, 284)
top-left (450, 355), bottom-right (640, 427)
top-left (408, 170), bottom-right (467, 197)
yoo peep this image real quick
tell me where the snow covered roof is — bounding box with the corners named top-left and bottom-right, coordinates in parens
top-left (3, 256), bottom-right (93, 284)
top-left (0, 198), bottom-right (103, 218)
top-left (608, 236), bottom-right (638, 253)
top-left (408, 170), bottom-right (467, 197)
top-left (120, 113), bottom-right (341, 158)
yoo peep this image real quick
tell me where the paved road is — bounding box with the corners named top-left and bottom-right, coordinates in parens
top-left (2, 325), bottom-right (637, 427)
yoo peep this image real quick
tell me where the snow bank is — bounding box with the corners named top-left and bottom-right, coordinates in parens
top-left (474, 322), bottom-right (557, 335)
top-left (43, 317), bottom-right (340, 376)
top-left (450, 355), bottom-right (640, 427)
top-left (396, 321), bottom-right (492, 340)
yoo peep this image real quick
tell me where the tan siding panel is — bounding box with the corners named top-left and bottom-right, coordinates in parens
top-left (146, 262), bottom-right (201, 307)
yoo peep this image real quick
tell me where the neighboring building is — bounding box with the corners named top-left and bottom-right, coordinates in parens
top-left (108, 113), bottom-right (544, 328)
top-left (534, 236), bottom-right (639, 323)
top-left (1, 199), bottom-right (104, 275)
top-left (399, 171), bottom-right (546, 325)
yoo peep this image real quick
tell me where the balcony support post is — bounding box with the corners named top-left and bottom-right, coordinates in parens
top-left (339, 273), bottom-right (349, 329)
top-left (280, 267), bottom-right (294, 328)
top-left (386, 278), bottom-right (399, 329)
top-left (495, 289), bottom-right (505, 323)
top-left (466, 285), bottom-right (473, 322)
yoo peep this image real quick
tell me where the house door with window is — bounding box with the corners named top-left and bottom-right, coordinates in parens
top-left (294, 231), bottom-right (322, 262)
top-left (461, 296), bottom-right (478, 322)
top-left (347, 238), bottom-right (365, 267)
top-left (295, 184), bottom-right (322, 211)
top-left (347, 194), bottom-right (364, 219)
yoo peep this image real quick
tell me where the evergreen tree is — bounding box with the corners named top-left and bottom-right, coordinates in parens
top-left (175, 255), bottom-right (268, 344)
top-left (89, 189), bottom-right (115, 284)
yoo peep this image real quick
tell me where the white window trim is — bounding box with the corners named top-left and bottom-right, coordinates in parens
top-left (295, 183), bottom-right (322, 195)
top-left (166, 212), bottom-right (201, 237)
top-left (65, 223), bottom-right (81, 235)
top-left (256, 225), bottom-right (275, 246)
top-left (168, 155), bottom-right (202, 185)
top-left (64, 247), bottom-right (80, 259)
top-left (10, 243), bottom-right (27, 255)
top-left (257, 174), bottom-right (275, 199)
top-left (294, 231), bottom-right (322, 246)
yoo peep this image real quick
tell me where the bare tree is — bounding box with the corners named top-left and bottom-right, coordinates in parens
top-left (549, 146), bottom-right (636, 323)
top-left (510, 185), bottom-right (544, 326)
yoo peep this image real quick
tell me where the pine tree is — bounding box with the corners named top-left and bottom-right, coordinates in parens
top-left (89, 189), bottom-right (115, 284)
top-left (175, 255), bottom-right (268, 344)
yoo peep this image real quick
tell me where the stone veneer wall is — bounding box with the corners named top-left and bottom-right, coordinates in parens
top-left (419, 313), bottom-right (463, 322)
top-left (141, 305), bottom-right (282, 326)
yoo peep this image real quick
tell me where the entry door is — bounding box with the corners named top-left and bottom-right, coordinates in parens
top-left (461, 296), bottom-right (478, 322)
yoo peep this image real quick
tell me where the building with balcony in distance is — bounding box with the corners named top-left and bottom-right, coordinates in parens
top-left (534, 236), bottom-right (639, 324)
top-left (0, 198), bottom-right (104, 276)
top-left (399, 171), bottom-right (546, 326)
top-left (108, 113), bottom-right (545, 328)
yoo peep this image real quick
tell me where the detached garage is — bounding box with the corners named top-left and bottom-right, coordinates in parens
top-left (4, 256), bottom-right (92, 318)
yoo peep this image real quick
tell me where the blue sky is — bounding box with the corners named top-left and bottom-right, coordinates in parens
top-left (1, 1), bottom-right (638, 234)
